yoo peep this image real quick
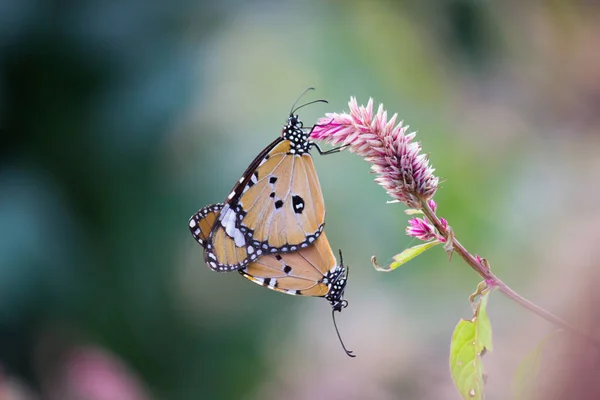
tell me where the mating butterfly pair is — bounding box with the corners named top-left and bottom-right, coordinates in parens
top-left (188, 90), bottom-right (353, 357)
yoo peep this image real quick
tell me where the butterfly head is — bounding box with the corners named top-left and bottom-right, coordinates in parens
top-left (282, 114), bottom-right (311, 154)
top-left (325, 262), bottom-right (349, 313)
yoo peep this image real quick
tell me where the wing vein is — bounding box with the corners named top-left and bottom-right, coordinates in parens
top-left (297, 243), bottom-right (325, 278)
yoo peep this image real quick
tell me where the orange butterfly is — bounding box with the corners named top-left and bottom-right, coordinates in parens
top-left (190, 89), bottom-right (340, 272)
top-left (189, 203), bottom-right (354, 357)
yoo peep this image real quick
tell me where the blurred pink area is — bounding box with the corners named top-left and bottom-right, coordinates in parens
top-left (41, 345), bottom-right (152, 400)
top-left (246, 293), bottom-right (464, 400)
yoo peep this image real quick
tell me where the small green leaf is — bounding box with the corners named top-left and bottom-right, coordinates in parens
top-left (389, 241), bottom-right (440, 269)
top-left (513, 332), bottom-right (560, 400)
top-left (450, 290), bottom-right (493, 400)
top-left (372, 241), bottom-right (441, 271)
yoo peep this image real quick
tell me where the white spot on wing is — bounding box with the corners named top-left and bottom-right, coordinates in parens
top-left (220, 207), bottom-right (247, 247)
top-left (233, 228), bottom-right (245, 247)
top-left (221, 208), bottom-right (236, 234)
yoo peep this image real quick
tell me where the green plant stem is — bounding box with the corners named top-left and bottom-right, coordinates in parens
top-left (420, 200), bottom-right (600, 346)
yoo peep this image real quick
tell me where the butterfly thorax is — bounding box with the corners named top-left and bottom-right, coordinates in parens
top-left (282, 114), bottom-right (311, 155)
top-left (324, 265), bottom-right (348, 311)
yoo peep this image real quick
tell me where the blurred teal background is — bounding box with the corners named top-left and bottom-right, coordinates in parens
top-left (2, 1), bottom-right (600, 399)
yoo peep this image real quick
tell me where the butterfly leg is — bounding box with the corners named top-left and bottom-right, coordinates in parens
top-left (311, 142), bottom-right (350, 156)
top-left (307, 121), bottom-right (349, 155)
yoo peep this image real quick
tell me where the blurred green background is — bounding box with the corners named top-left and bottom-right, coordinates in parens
top-left (2, 1), bottom-right (600, 399)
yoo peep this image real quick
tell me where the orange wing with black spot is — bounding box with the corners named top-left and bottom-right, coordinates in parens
top-left (236, 139), bottom-right (325, 248)
top-left (240, 232), bottom-right (340, 298)
top-left (189, 204), bottom-right (347, 305)
top-left (200, 113), bottom-right (328, 271)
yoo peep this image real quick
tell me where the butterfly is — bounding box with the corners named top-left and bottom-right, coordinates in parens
top-left (190, 88), bottom-right (342, 272)
top-left (189, 203), bottom-right (355, 357)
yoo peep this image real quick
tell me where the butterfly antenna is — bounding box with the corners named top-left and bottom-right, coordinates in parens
top-left (332, 303), bottom-right (355, 358)
top-left (292, 99), bottom-right (329, 115)
top-left (290, 87), bottom-right (315, 115)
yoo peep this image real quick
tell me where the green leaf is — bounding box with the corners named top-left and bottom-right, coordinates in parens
top-left (389, 241), bottom-right (441, 269)
top-left (450, 290), bottom-right (493, 400)
top-left (513, 332), bottom-right (560, 400)
top-left (372, 241), bottom-right (441, 271)
top-left (393, 241), bottom-right (442, 269)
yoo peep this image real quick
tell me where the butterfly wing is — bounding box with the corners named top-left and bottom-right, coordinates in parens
top-left (239, 232), bottom-right (341, 298)
top-left (189, 203), bottom-right (222, 247)
top-left (190, 204), bottom-right (344, 301)
top-left (189, 203), bottom-right (254, 272)
top-left (204, 126), bottom-right (327, 270)
top-left (236, 140), bottom-right (325, 250)
top-left (199, 138), bottom-right (281, 271)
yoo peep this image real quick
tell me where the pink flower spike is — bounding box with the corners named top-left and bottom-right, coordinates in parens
top-left (406, 217), bottom-right (444, 242)
top-left (312, 97), bottom-right (438, 208)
